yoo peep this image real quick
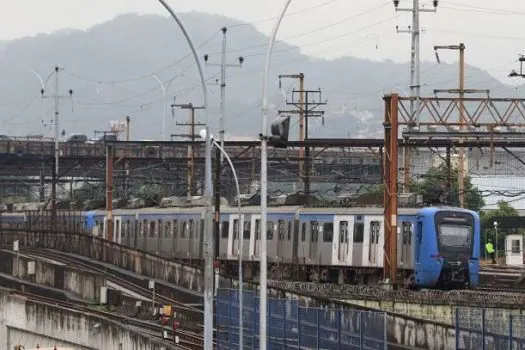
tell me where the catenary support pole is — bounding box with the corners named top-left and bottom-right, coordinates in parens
top-left (260, 1), bottom-right (293, 348)
top-left (156, 1), bottom-right (212, 348)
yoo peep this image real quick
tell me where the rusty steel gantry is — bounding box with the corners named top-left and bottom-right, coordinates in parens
top-left (383, 93), bottom-right (525, 285)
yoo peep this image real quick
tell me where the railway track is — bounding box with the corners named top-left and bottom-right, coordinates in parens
top-left (19, 248), bottom-right (208, 343)
top-left (10, 289), bottom-right (204, 350)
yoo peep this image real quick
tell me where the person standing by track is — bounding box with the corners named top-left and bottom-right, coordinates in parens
top-left (486, 239), bottom-right (496, 264)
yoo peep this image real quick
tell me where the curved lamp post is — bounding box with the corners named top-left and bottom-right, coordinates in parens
top-left (156, 1), bottom-right (213, 349)
top-left (150, 75), bottom-right (167, 141)
top-left (199, 129), bottom-right (244, 348)
top-left (260, 0), bottom-right (293, 348)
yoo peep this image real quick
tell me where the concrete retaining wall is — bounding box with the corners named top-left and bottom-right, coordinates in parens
top-left (0, 289), bottom-right (176, 350)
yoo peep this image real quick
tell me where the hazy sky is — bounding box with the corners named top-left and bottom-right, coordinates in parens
top-left (2, 0), bottom-right (525, 83)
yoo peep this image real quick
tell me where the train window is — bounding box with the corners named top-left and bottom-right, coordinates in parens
top-left (243, 221), bottom-right (251, 240)
top-left (165, 221), bottom-right (171, 238)
top-left (189, 220), bottom-right (194, 239)
top-left (180, 222), bottom-right (186, 238)
top-left (148, 221), bottom-right (154, 237)
top-left (402, 222), bottom-right (412, 244)
top-left (221, 221), bottom-right (229, 239)
top-left (340, 221), bottom-right (348, 243)
top-left (173, 220), bottom-right (178, 238)
top-left (310, 221), bottom-right (319, 242)
top-left (267, 221), bottom-right (274, 240)
top-left (353, 221), bottom-right (364, 243)
top-left (124, 220), bottom-right (130, 238)
top-left (301, 223), bottom-right (306, 241)
top-left (512, 239), bottom-right (521, 254)
top-left (233, 219), bottom-right (239, 239)
top-left (142, 220), bottom-right (148, 237)
top-left (288, 222), bottom-right (292, 241)
top-left (157, 220), bottom-right (162, 237)
top-left (278, 220), bottom-right (285, 240)
top-left (323, 223), bottom-right (334, 242)
top-left (255, 219), bottom-right (261, 240)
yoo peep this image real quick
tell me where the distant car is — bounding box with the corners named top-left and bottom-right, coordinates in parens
top-left (65, 134), bottom-right (88, 143)
top-left (0, 135), bottom-right (10, 141)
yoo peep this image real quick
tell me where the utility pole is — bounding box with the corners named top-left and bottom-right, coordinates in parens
top-left (279, 87), bottom-right (326, 204)
top-left (171, 103), bottom-right (205, 196)
top-left (394, 0), bottom-right (438, 193)
top-left (42, 66), bottom-right (73, 224)
top-left (203, 27), bottom-right (244, 262)
top-left (106, 143), bottom-right (114, 241)
top-left (434, 43), bottom-right (473, 208)
top-left (279, 73), bottom-right (305, 181)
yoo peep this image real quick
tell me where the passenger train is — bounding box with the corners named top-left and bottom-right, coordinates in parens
top-left (0, 205), bottom-right (480, 289)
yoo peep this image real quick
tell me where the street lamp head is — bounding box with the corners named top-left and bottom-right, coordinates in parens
top-left (199, 129), bottom-right (214, 141)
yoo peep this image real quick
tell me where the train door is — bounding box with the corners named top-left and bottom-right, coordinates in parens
top-left (309, 221), bottom-right (319, 262)
top-left (250, 215), bottom-right (261, 259)
top-left (229, 214), bottom-right (242, 259)
top-left (114, 216), bottom-right (122, 244)
top-left (364, 216), bottom-right (383, 267)
top-left (400, 221), bottom-right (414, 268)
top-left (334, 215), bottom-right (354, 265)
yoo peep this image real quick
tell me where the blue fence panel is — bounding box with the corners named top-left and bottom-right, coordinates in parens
top-left (216, 288), bottom-right (387, 350)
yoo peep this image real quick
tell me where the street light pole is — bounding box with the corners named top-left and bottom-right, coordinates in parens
top-left (156, 1), bottom-right (213, 349)
top-left (199, 129), bottom-right (244, 348)
top-left (151, 75), bottom-right (167, 141)
top-left (260, 1), bottom-right (293, 348)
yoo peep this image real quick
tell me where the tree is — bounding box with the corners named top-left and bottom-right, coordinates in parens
top-left (136, 184), bottom-right (163, 207)
top-left (409, 164), bottom-right (485, 211)
top-left (71, 182), bottom-right (104, 203)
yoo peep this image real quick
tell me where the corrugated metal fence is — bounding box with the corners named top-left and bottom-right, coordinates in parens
top-left (216, 288), bottom-right (387, 350)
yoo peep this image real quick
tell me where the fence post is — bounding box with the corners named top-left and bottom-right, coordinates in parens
top-left (509, 314), bottom-right (513, 350)
top-left (297, 305), bottom-right (301, 349)
top-left (316, 308), bottom-right (320, 350)
top-left (282, 300), bottom-right (286, 348)
top-left (337, 308), bottom-right (341, 350)
top-left (228, 289), bottom-right (232, 349)
top-left (455, 307), bottom-right (460, 350)
top-left (482, 308), bottom-right (486, 350)
top-left (359, 311), bottom-right (363, 350)
top-left (384, 311), bottom-right (387, 350)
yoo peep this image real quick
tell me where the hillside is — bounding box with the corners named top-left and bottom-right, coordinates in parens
top-left (0, 12), bottom-right (519, 140)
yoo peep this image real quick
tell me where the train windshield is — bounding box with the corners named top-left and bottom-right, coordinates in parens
top-left (438, 224), bottom-right (471, 248)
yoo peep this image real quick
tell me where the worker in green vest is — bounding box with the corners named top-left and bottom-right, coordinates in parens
top-left (486, 239), bottom-right (496, 264)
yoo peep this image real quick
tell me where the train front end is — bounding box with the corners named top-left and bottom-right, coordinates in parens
top-left (415, 207), bottom-right (480, 289)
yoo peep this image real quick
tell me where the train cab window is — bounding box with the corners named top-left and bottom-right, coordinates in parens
top-left (173, 220), bottom-right (178, 238)
top-left (301, 223), bottom-right (306, 241)
top-left (340, 221), bottom-right (349, 243)
top-left (221, 221), bottom-right (229, 239)
top-left (255, 219), bottom-right (261, 240)
top-left (323, 223), bottom-right (334, 242)
top-left (288, 222), bottom-right (292, 241)
top-left (512, 239), bottom-right (521, 254)
top-left (310, 221), bottom-right (319, 242)
top-left (165, 221), bottom-right (171, 238)
top-left (189, 220), bottom-right (194, 239)
top-left (233, 219), bottom-right (239, 239)
top-left (243, 221), bottom-right (251, 240)
top-left (267, 221), bottom-right (274, 240)
top-left (402, 222), bottom-right (412, 244)
top-left (353, 219), bottom-right (364, 243)
top-left (278, 220), bottom-right (285, 240)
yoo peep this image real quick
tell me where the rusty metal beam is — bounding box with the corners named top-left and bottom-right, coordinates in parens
top-left (383, 93), bottom-right (399, 285)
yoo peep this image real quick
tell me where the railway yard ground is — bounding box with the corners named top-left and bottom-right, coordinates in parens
top-left (1, 229), bottom-right (525, 349)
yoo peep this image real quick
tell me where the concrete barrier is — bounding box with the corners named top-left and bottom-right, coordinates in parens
top-left (0, 289), bottom-right (177, 349)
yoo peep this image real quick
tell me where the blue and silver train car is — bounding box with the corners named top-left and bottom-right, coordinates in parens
top-left (2, 204), bottom-right (480, 289)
